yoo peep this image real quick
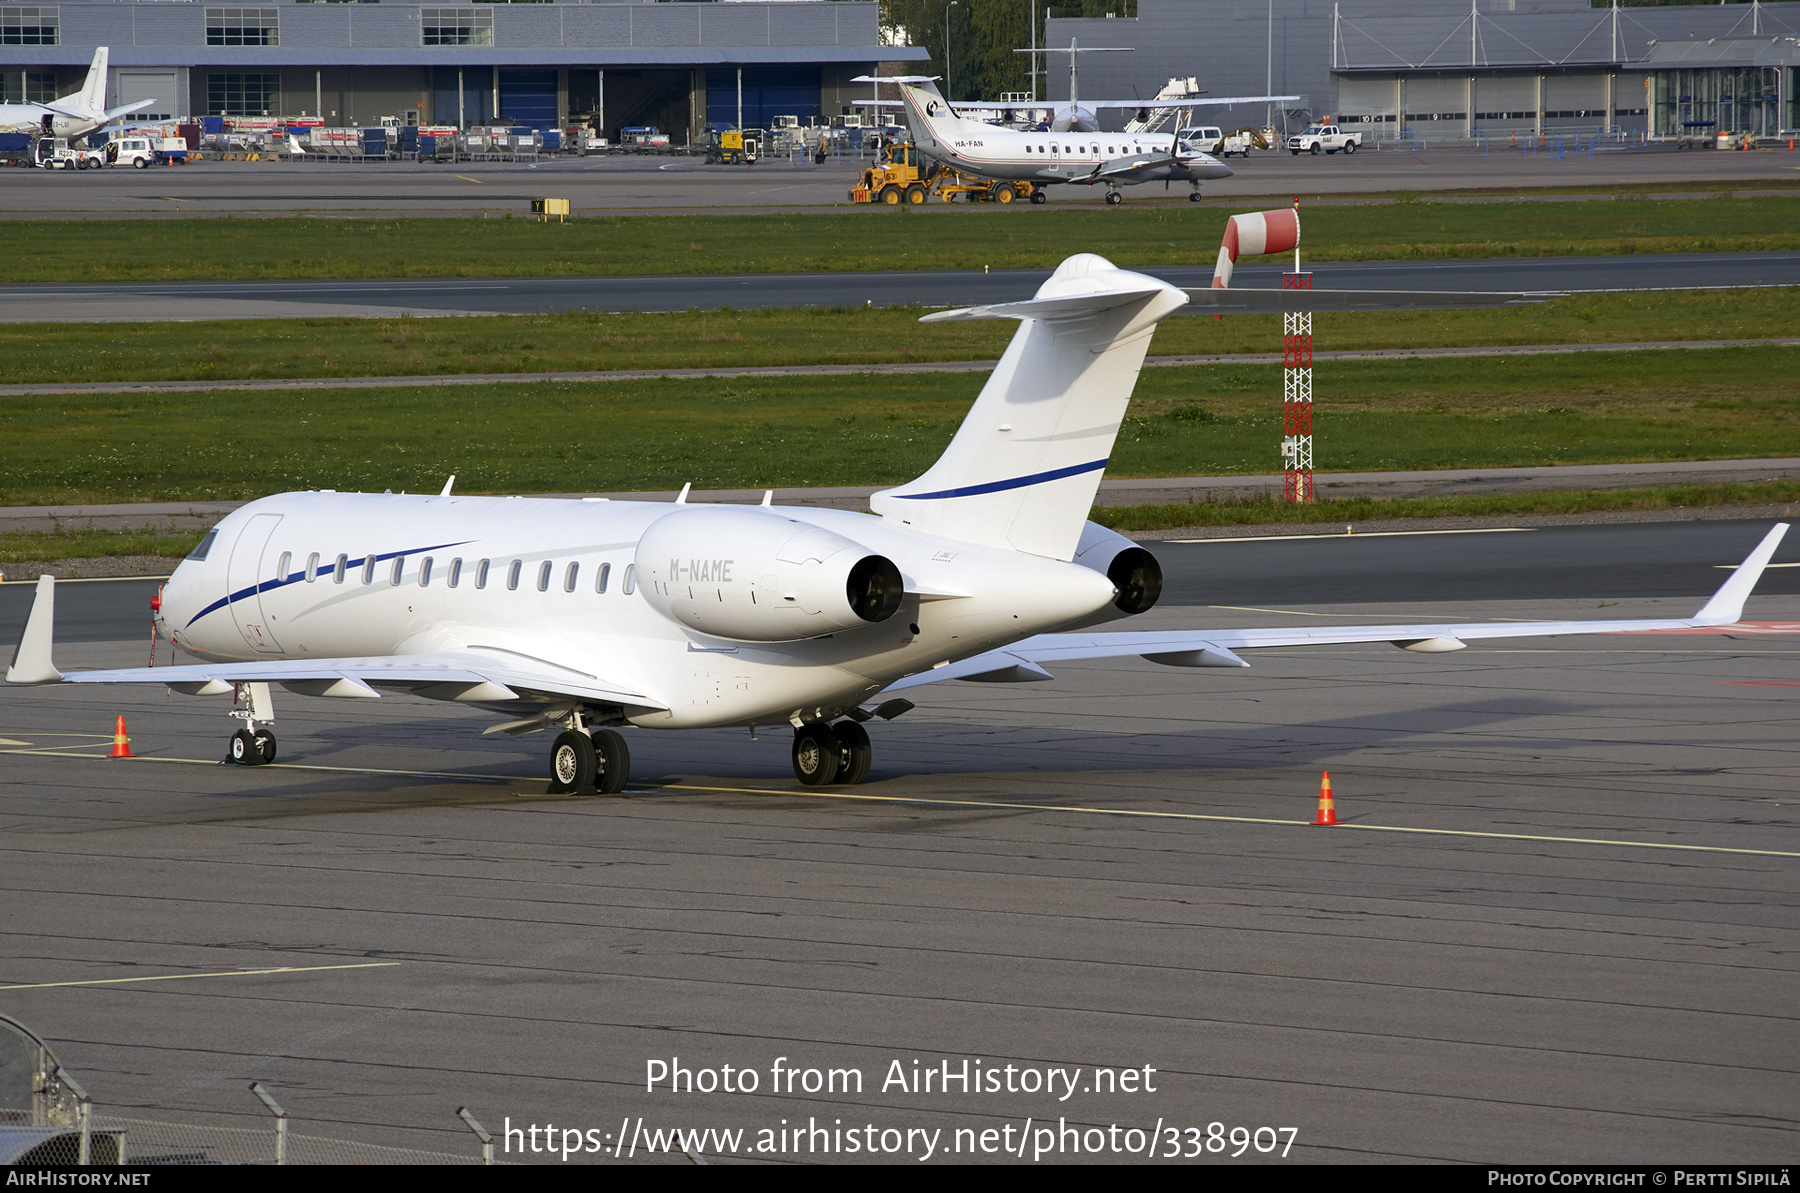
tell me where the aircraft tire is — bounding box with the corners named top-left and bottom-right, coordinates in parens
top-left (1344, 141), bottom-right (1357, 154)
top-left (229, 729), bottom-right (262, 765)
top-left (550, 729), bottom-right (597, 796)
top-left (904, 184), bottom-right (927, 205)
top-left (1105, 191), bottom-right (1122, 206)
top-left (993, 183), bottom-right (1016, 204)
top-left (881, 185), bottom-right (901, 205)
top-left (591, 728), bottom-right (631, 795)
top-left (792, 723), bottom-right (840, 786)
top-left (1188, 192), bottom-right (1203, 202)
top-left (1029, 191), bottom-right (1048, 204)
top-left (253, 728), bottom-right (277, 764)
top-left (833, 721), bottom-right (872, 786)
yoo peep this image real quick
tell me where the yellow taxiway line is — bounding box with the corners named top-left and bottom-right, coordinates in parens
top-left (658, 783), bottom-right (1800, 860)
top-left (0, 962), bottom-right (400, 992)
top-left (6, 742), bottom-right (1791, 859)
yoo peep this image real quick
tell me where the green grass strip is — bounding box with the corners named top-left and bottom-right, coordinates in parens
top-left (1095, 482), bottom-right (1800, 533)
top-left (5, 197), bottom-right (1797, 283)
top-left (1, 286), bottom-right (1793, 386)
top-left (2, 348), bottom-right (1795, 507)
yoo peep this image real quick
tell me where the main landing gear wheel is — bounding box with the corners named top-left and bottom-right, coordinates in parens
top-left (229, 728), bottom-right (274, 766)
top-left (833, 721), bottom-right (872, 786)
top-left (792, 723), bottom-right (840, 786)
top-left (1187, 191), bottom-right (1203, 202)
top-left (1104, 190), bottom-right (1123, 206)
top-left (590, 728), bottom-right (631, 795)
top-left (548, 729), bottom-right (597, 796)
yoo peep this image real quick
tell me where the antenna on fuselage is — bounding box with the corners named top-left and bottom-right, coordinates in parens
top-left (440, 474), bottom-right (455, 497)
top-left (676, 482), bottom-right (692, 504)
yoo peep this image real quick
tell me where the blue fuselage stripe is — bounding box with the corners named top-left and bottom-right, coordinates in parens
top-left (185, 539), bottom-right (473, 628)
top-left (889, 458), bottom-right (1109, 501)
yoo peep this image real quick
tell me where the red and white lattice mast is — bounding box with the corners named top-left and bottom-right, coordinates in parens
top-left (1211, 201), bottom-right (1312, 503)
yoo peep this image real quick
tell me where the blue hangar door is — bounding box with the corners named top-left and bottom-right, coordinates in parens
top-left (705, 68), bottom-right (820, 129)
top-left (499, 69), bottom-right (559, 131)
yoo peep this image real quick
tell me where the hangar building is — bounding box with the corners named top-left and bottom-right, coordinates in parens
top-left (1045, 0), bottom-right (1799, 140)
top-left (0, 0), bottom-right (925, 141)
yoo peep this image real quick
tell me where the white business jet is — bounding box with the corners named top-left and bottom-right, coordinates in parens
top-left (6, 255), bottom-right (1790, 796)
top-left (876, 76), bottom-right (1237, 205)
top-left (0, 48), bottom-right (154, 141)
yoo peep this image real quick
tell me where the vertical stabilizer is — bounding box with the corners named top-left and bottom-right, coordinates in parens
top-left (871, 255), bottom-right (1187, 561)
top-left (75, 47), bottom-right (109, 116)
top-left (895, 79), bottom-right (991, 154)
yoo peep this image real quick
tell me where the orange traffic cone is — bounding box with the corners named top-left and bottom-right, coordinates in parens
top-left (1312, 770), bottom-right (1338, 826)
top-left (109, 715), bottom-right (133, 759)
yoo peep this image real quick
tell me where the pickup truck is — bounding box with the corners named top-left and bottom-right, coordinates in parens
top-left (1287, 124), bottom-right (1362, 155)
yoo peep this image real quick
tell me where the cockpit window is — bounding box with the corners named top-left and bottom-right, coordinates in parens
top-left (186, 529), bottom-right (218, 561)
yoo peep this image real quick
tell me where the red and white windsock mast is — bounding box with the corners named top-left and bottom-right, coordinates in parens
top-left (1212, 201), bottom-right (1312, 503)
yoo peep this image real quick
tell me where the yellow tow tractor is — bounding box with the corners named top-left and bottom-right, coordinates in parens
top-left (850, 141), bottom-right (935, 204)
top-left (850, 141), bottom-right (1041, 206)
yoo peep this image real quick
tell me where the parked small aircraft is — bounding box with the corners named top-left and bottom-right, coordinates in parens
top-left (7, 256), bottom-right (1787, 795)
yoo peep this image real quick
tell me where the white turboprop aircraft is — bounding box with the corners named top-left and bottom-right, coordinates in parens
top-left (0, 48), bottom-right (153, 141)
top-left (875, 77), bottom-right (1239, 204)
top-left (6, 255), bottom-right (1790, 795)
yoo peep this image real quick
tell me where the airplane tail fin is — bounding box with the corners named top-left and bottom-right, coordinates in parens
top-left (75, 47), bottom-right (109, 117)
top-left (894, 79), bottom-right (989, 147)
top-left (870, 255), bottom-right (1187, 562)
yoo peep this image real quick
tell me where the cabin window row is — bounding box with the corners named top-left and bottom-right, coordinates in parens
top-left (278, 551), bottom-right (635, 595)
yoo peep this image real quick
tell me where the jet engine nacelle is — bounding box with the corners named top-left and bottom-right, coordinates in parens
top-left (635, 506), bottom-right (904, 642)
top-left (1066, 521), bottom-right (1164, 627)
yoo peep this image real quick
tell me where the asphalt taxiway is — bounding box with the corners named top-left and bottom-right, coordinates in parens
top-left (4, 140), bottom-right (1796, 218)
top-left (1, 521), bottom-right (1795, 1163)
top-left (2, 251), bottom-right (1793, 322)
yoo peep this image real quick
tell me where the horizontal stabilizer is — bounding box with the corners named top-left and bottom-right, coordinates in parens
top-left (920, 284), bottom-right (1171, 324)
top-left (1184, 288), bottom-right (1563, 313)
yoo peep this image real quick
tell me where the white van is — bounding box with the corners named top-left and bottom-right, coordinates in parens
top-left (111, 136), bottom-right (157, 168)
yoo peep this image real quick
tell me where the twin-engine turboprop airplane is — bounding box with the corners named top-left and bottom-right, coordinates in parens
top-left (6, 255), bottom-right (1790, 796)
top-left (876, 77), bottom-right (1237, 205)
top-left (0, 48), bottom-right (153, 141)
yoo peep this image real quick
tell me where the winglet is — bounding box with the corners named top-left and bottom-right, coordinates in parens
top-left (6, 575), bottom-right (64, 685)
top-left (1693, 523), bottom-right (1789, 626)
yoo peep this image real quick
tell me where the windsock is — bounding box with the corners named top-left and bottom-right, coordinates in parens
top-left (1210, 208), bottom-right (1301, 289)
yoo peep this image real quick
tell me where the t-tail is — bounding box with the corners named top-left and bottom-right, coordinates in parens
top-left (870, 255), bottom-right (1188, 562)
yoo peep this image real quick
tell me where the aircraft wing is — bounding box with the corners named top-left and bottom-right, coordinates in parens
top-left (1086, 95), bottom-right (1303, 109)
top-left (5, 587), bottom-right (667, 715)
top-left (56, 650), bottom-right (666, 713)
top-left (881, 524), bottom-right (1790, 691)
